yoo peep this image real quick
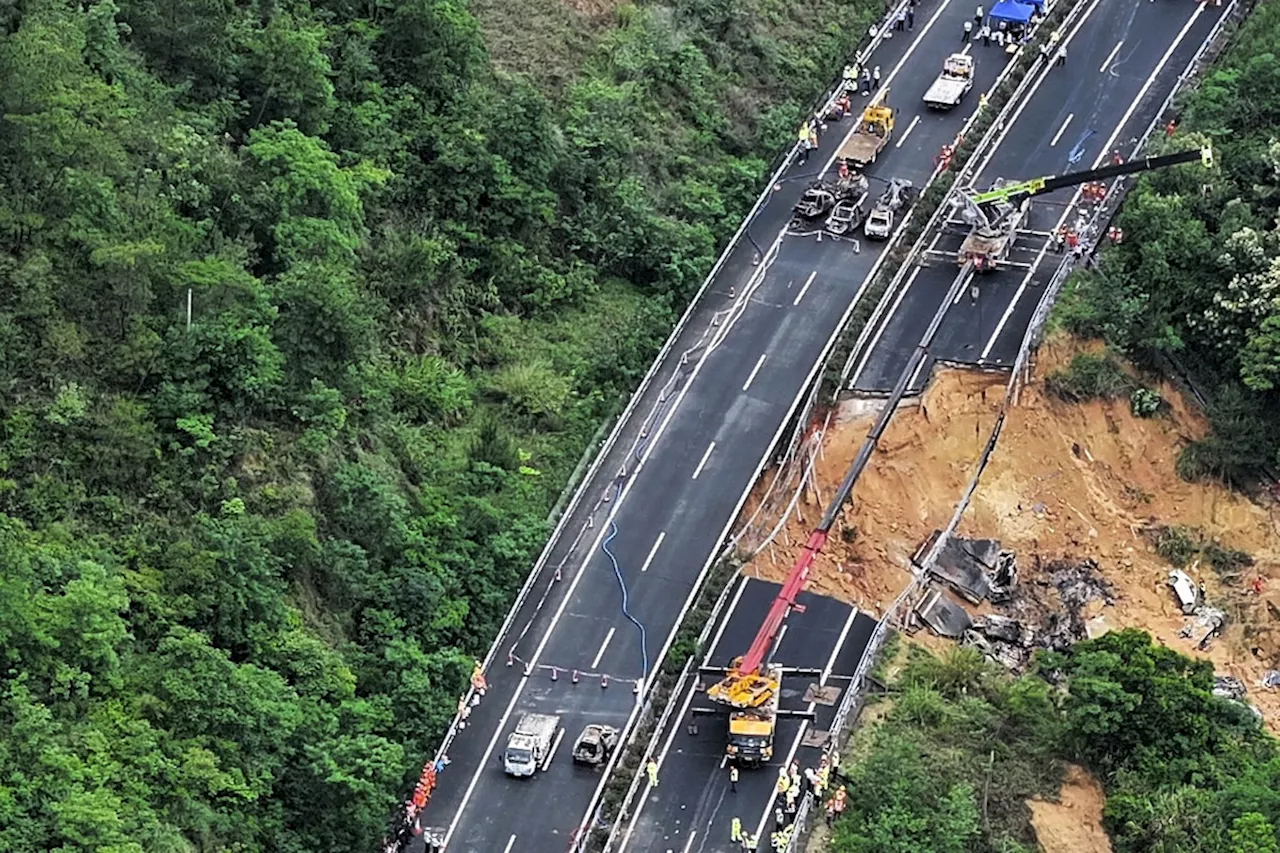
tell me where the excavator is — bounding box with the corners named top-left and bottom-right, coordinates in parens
top-left (954, 144), bottom-right (1213, 271)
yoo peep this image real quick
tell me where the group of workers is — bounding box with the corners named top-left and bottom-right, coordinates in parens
top-left (963, 4), bottom-right (1047, 50)
top-left (722, 752), bottom-right (848, 851)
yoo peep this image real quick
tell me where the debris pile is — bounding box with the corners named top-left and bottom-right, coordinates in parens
top-left (909, 536), bottom-right (1118, 672)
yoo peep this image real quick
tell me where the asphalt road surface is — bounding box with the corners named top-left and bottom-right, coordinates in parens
top-left (614, 577), bottom-right (876, 853)
top-left (848, 0), bottom-right (1226, 394)
top-left (414, 1), bottom-right (1023, 850)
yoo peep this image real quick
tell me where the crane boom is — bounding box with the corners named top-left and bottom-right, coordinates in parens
top-left (969, 145), bottom-right (1212, 206)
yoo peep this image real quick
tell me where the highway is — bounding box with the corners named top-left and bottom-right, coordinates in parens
top-left (412, 1), bottom-right (1018, 850)
top-left (848, 0), bottom-right (1228, 394)
top-left (614, 578), bottom-right (875, 853)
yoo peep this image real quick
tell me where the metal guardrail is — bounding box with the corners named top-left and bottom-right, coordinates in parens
top-left (782, 3), bottom-right (1249, 850)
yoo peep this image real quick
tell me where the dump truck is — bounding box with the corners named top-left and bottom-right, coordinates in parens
top-left (571, 724), bottom-right (619, 766)
top-left (724, 663), bottom-right (783, 767)
top-left (503, 712), bottom-right (562, 777)
top-left (923, 54), bottom-right (974, 110)
top-left (837, 104), bottom-right (895, 168)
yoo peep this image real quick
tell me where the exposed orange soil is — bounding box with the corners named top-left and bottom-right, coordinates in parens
top-left (743, 336), bottom-right (1280, 727)
top-left (1028, 764), bottom-right (1113, 853)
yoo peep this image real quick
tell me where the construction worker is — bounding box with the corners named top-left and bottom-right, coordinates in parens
top-left (1166, 118), bottom-right (1178, 137)
top-left (975, 4), bottom-right (984, 24)
top-left (895, 7), bottom-right (907, 30)
top-left (872, 65), bottom-right (882, 88)
top-left (1112, 149), bottom-right (1125, 166)
top-left (776, 766), bottom-right (789, 795)
top-left (647, 758), bottom-right (659, 787)
top-left (1055, 44), bottom-right (1067, 67)
top-left (860, 68), bottom-right (872, 95)
top-left (979, 91), bottom-right (989, 111)
top-left (963, 19), bottom-right (973, 41)
top-left (842, 63), bottom-right (857, 87)
top-left (770, 831), bottom-right (782, 851)
top-left (731, 816), bottom-right (743, 843)
top-left (837, 159), bottom-right (850, 181)
top-left (907, 6), bottom-right (915, 29)
top-left (826, 799), bottom-right (837, 826)
top-left (729, 764), bottom-right (739, 792)
top-left (745, 832), bottom-right (759, 851)
top-left (980, 23), bottom-right (990, 46)
top-left (797, 121), bottom-right (811, 165)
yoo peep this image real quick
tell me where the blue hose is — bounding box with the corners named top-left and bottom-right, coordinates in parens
top-left (600, 489), bottom-right (650, 678)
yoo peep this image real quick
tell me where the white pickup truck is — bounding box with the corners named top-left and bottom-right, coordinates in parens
top-left (923, 54), bottom-right (974, 110)
top-left (503, 712), bottom-right (562, 777)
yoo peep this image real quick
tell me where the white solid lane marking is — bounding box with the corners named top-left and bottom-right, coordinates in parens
top-left (639, 531), bottom-right (665, 573)
top-left (1099, 39), bottom-right (1125, 73)
top-left (793, 271), bottom-right (818, 306)
top-left (960, 41), bottom-right (972, 56)
top-left (542, 726), bottom-right (565, 772)
top-left (692, 441), bottom-right (716, 480)
top-left (867, 0), bottom-right (958, 110)
top-left (980, 4), bottom-right (1206, 365)
top-left (971, 0), bottom-right (1107, 181)
top-left (1050, 113), bottom-right (1074, 147)
top-left (617, 578), bottom-right (748, 851)
top-left (591, 627), bottom-right (616, 669)
top-left (751, 607), bottom-right (860, 843)
top-left (895, 115), bottom-right (922, 149)
top-left (682, 829), bottom-right (699, 853)
top-left (502, 835), bottom-right (517, 853)
top-left (850, 266), bottom-right (921, 386)
top-left (742, 353), bottom-right (767, 391)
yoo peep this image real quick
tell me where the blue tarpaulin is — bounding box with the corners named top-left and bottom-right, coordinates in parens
top-left (989, 0), bottom-right (1035, 24)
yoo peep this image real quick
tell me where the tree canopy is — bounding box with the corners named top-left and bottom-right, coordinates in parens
top-left (0, 0), bottom-right (881, 850)
top-left (1054, 1), bottom-right (1280, 482)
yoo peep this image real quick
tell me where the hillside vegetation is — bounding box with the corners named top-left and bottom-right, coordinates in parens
top-left (0, 0), bottom-right (879, 851)
top-left (826, 633), bottom-right (1280, 853)
top-left (1056, 0), bottom-right (1280, 484)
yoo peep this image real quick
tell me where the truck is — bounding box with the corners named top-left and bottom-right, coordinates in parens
top-left (923, 54), bottom-right (974, 110)
top-left (837, 104), bottom-right (895, 168)
top-left (864, 177), bottom-right (914, 240)
top-left (724, 663), bottom-right (783, 767)
top-left (503, 712), bottom-right (562, 777)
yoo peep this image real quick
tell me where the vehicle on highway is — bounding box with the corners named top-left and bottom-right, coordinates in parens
top-left (571, 724), bottom-right (619, 766)
top-left (923, 54), bottom-right (974, 110)
top-left (824, 173), bottom-right (869, 236)
top-left (837, 103), bottom-right (895, 168)
top-left (503, 712), bottom-right (562, 777)
top-left (725, 663), bottom-right (784, 766)
top-left (864, 177), bottom-right (915, 240)
top-left (793, 181), bottom-right (837, 221)
top-left (956, 146), bottom-right (1214, 270)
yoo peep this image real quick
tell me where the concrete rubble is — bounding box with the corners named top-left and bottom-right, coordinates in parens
top-left (910, 536), bottom-right (1118, 672)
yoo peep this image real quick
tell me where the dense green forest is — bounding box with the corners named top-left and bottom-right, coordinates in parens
top-left (0, 0), bottom-right (880, 850)
top-left (1056, 0), bottom-right (1280, 483)
top-left (826, 632), bottom-right (1280, 853)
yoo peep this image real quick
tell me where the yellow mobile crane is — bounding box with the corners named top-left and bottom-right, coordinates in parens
top-left (956, 145), bottom-right (1214, 271)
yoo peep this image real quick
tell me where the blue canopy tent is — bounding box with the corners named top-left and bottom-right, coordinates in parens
top-left (989, 0), bottom-right (1036, 24)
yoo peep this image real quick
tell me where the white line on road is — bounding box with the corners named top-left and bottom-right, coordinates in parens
top-left (751, 607), bottom-right (860, 843)
top-left (1050, 113), bottom-right (1074, 147)
top-left (692, 441), bottom-right (716, 480)
top-left (591, 627), bottom-right (617, 669)
top-left (682, 829), bottom-right (699, 853)
top-left (1100, 40), bottom-right (1125, 73)
top-left (742, 353), bottom-right (767, 391)
top-left (639, 531), bottom-right (665, 573)
top-left (971, 0), bottom-right (1107, 182)
top-left (793, 271), bottom-right (817, 306)
top-left (895, 115), bottom-right (922, 149)
top-left (502, 835), bottom-right (517, 853)
top-left (960, 40), bottom-right (972, 56)
top-left (850, 266), bottom-right (922, 387)
top-left (542, 726), bottom-right (565, 772)
top-left (618, 577), bottom-right (749, 850)
top-left (978, 3), bottom-right (1207, 363)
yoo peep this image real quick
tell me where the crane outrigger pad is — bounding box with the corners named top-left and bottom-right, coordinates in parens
top-left (802, 684), bottom-right (842, 706)
top-left (802, 729), bottom-right (832, 749)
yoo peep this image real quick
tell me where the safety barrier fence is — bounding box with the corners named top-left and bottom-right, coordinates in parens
top-left (391, 7), bottom-right (915, 839)
top-left (782, 3), bottom-right (1249, 850)
top-left (569, 1), bottom-right (1099, 850)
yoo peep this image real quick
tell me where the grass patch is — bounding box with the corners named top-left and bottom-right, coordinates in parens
top-left (1045, 352), bottom-right (1134, 402)
top-left (1150, 524), bottom-right (1254, 578)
